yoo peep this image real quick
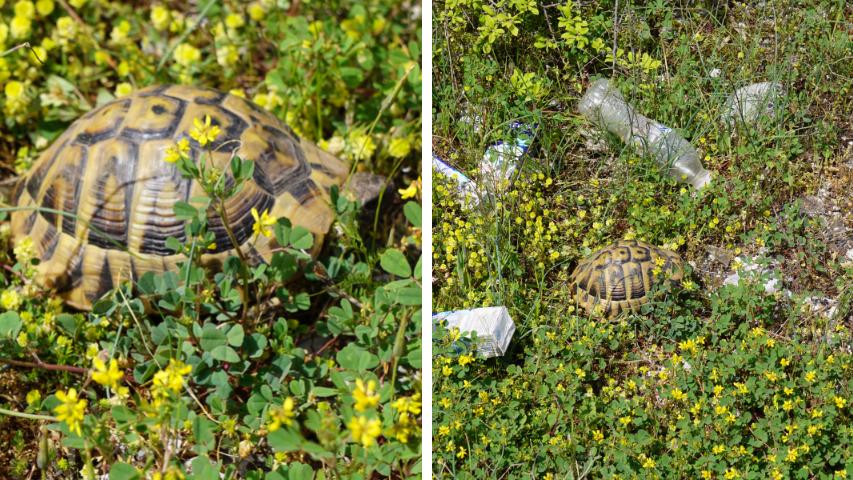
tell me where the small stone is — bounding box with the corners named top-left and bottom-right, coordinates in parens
top-left (709, 68), bottom-right (722, 78)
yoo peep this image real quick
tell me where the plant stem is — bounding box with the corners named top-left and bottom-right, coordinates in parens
top-left (0, 358), bottom-right (88, 375)
top-left (216, 200), bottom-right (252, 320)
top-left (0, 407), bottom-right (57, 422)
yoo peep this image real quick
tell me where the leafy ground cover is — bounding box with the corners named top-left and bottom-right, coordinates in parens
top-left (0, 0), bottom-right (422, 478)
top-left (433, 0), bottom-right (851, 478)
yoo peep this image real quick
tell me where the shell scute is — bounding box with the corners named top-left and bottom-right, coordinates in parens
top-left (10, 85), bottom-right (350, 310)
top-left (570, 240), bottom-right (684, 317)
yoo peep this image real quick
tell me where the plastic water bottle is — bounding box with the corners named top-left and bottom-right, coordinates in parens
top-left (578, 78), bottom-right (712, 189)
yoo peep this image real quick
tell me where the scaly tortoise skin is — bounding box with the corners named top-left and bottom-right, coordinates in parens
top-left (9, 85), bottom-right (349, 310)
top-left (569, 239), bottom-right (684, 317)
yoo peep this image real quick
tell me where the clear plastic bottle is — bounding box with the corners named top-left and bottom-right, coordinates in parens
top-left (578, 78), bottom-right (712, 189)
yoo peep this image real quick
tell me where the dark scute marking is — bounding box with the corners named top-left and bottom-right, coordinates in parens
top-left (608, 266), bottom-right (627, 301)
top-left (262, 123), bottom-right (300, 144)
top-left (87, 142), bottom-right (138, 249)
top-left (40, 224), bottom-right (60, 261)
top-left (632, 246), bottom-right (651, 263)
top-left (138, 166), bottom-right (192, 256)
top-left (55, 246), bottom-right (85, 293)
top-left (627, 264), bottom-right (645, 299)
top-left (252, 137), bottom-right (312, 196)
top-left (76, 129), bottom-right (118, 145)
top-left (138, 85), bottom-right (170, 97)
top-left (193, 89), bottom-right (227, 105)
top-left (60, 147), bottom-right (89, 236)
top-left (10, 179), bottom-right (24, 204)
top-left (287, 178), bottom-right (321, 204)
top-left (41, 184), bottom-right (59, 226)
top-left (252, 157), bottom-right (276, 195)
top-left (26, 139), bottom-right (67, 199)
top-left (309, 161), bottom-right (338, 176)
top-left (88, 257), bottom-right (114, 302)
top-left (240, 96), bottom-right (268, 116)
top-left (207, 193), bottom-right (275, 254)
top-left (74, 100), bottom-right (130, 145)
top-left (129, 257), bottom-right (139, 282)
top-left (23, 211), bottom-right (37, 234)
top-left (575, 267), bottom-right (590, 292)
top-left (121, 96), bottom-right (187, 141)
top-left (139, 225), bottom-right (186, 255)
top-left (152, 105), bottom-right (167, 114)
top-left (247, 245), bottom-right (267, 266)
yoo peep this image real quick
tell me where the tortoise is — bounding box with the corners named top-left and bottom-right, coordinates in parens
top-left (569, 239), bottom-right (684, 317)
top-left (7, 85), bottom-right (357, 310)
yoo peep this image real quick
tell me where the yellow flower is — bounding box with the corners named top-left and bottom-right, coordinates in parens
top-left (805, 370), bottom-right (816, 382)
top-left (26, 389), bottom-right (40, 405)
top-left (10, 16), bottom-right (31, 39)
top-left (641, 456), bottom-right (656, 469)
top-left (150, 5), bottom-right (171, 31)
top-left (55, 16), bottom-right (76, 40)
top-left (250, 208), bottom-right (276, 239)
top-left (163, 138), bottom-right (190, 163)
top-left (353, 379), bottom-right (380, 412)
top-left (267, 397), bottom-right (296, 431)
top-left (152, 359), bottom-right (192, 395)
top-left (91, 358), bottom-right (123, 390)
top-left (53, 388), bottom-right (86, 436)
top-left (347, 415), bottom-right (381, 448)
top-left (14, 0), bottom-right (35, 18)
top-left (391, 393), bottom-right (421, 416)
top-left (671, 388), bottom-right (687, 402)
top-left (216, 44), bottom-right (239, 68)
top-left (173, 43), bottom-right (201, 68)
top-left (189, 115), bottom-right (221, 146)
top-left (834, 396), bottom-right (847, 409)
top-left (225, 13), bottom-right (244, 29)
top-left (248, 2), bottom-right (265, 21)
top-left (69, 0), bottom-right (85, 7)
top-left (398, 176), bottom-right (420, 200)
top-left (228, 89), bottom-right (246, 98)
top-left (114, 82), bottom-right (133, 98)
top-left (110, 19), bottom-right (131, 44)
top-left (347, 129), bottom-right (376, 161)
top-left (35, 0), bottom-right (53, 16)
top-left (388, 137), bottom-right (411, 158)
top-left (1, 289), bottom-right (22, 310)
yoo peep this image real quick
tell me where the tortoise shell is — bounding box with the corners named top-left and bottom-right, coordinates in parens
top-left (569, 239), bottom-right (684, 317)
top-left (9, 85), bottom-right (349, 310)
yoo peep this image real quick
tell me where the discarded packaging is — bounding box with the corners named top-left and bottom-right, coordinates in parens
top-left (722, 256), bottom-right (784, 295)
top-left (722, 82), bottom-right (783, 126)
top-left (433, 306), bottom-right (516, 358)
top-left (578, 78), bottom-right (713, 189)
top-left (479, 122), bottom-right (535, 192)
top-left (433, 154), bottom-right (480, 206)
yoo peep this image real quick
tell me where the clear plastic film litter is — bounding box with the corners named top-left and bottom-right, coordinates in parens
top-left (578, 78), bottom-right (713, 189)
top-left (479, 122), bottom-right (535, 192)
top-left (433, 306), bottom-right (516, 358)
top-left (722, 82), bottom-right (784, 127)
